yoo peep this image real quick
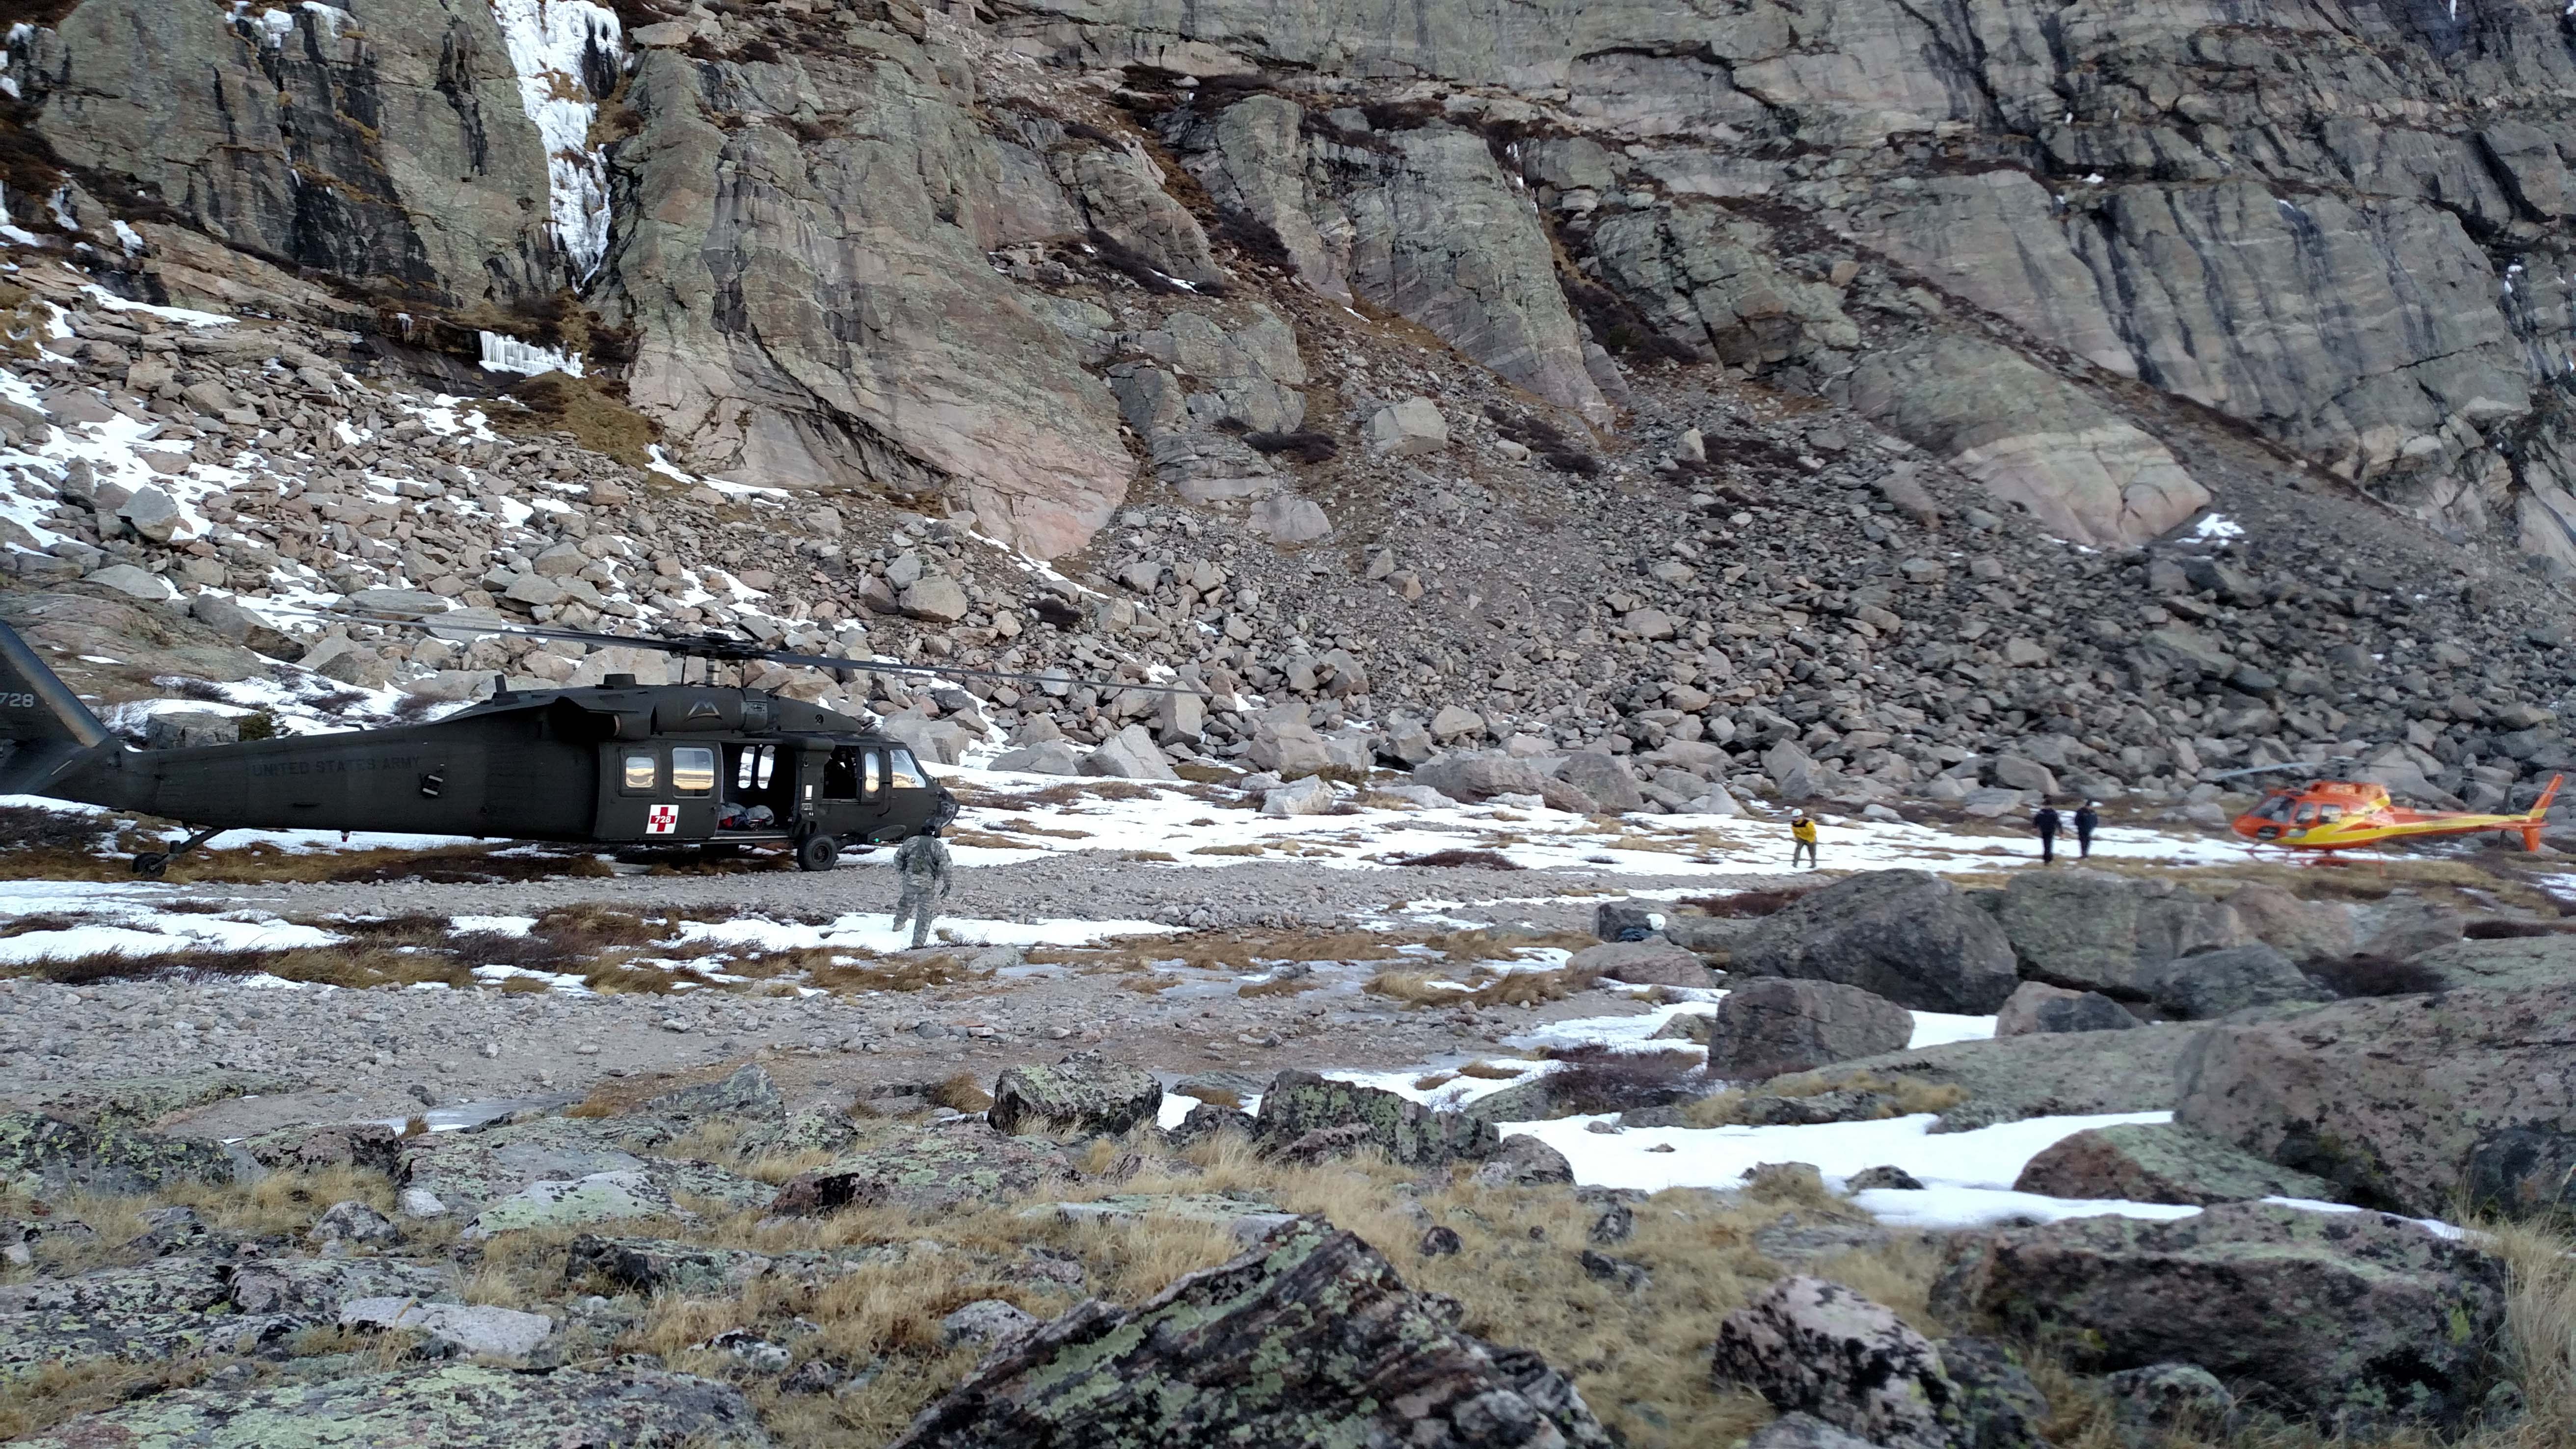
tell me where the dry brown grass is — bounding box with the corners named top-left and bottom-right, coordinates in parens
top-left (1365, 966), bottom-right (1593, 1009)
top-left (2, 944), bottom-right (473, 991)
top-left (1683, 1071), bottom-right (1970, 1128)
top-left (1192, 842), bottom-right (1269, 857)
top-left (1456, 1060), bottom-right (1526, 1079)
top-left (928, 1073), bottom-right (994, 1114)
top-left (1118, 972), bottom-right (1184, 994)
top-left (1417, 928), bottom-right (1599, 963)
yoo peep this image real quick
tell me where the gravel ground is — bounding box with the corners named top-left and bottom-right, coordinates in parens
top-left (159, 855), bottom-right (1803, 933)
top-left (5, 855), bottom-right (1784, 1141)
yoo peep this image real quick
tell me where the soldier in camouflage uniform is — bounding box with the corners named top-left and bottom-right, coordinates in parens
top-left (889, 825), bottom-right (954, 949)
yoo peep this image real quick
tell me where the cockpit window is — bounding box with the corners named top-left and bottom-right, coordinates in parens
top-left (886, 749), bottom-right (926, 790)
top-left (2253, 796), bottom-right (2295, 822)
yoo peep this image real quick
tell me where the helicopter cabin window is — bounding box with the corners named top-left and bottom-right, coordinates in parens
top-left (886, 749), bottom-right (926, 791)
top-left (620, 751), bottom-right (658, 794)
top-left (863, 750), bottom-right (884, 801)
top-left (2292, 803), bottom-right (2321, 824)
top-left (823, 747), bottom-right (861, 801)
top-left (671, 747), bottom-right (717, 796)
top-left (2251, 796), bottom-right (2295, 822)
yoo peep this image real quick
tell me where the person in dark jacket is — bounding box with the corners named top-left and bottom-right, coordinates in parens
top-left (2032, 803), bottom-right (2062, 864)
top-left (2074, 801), bottom-right (2100, 859)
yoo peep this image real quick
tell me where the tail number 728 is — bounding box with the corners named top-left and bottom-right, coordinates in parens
top-left (0, 693), bottom-right (38, 710)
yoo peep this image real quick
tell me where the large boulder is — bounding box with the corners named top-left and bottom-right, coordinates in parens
top-left (2223, 884), bottom-right (2356, 964)
top-left (987, 1053), bottom-right (1162, 1138)
top-left (772, 1122), bottom-right (1080, 1214)
top-left (1802, 1024), bottom-right (2209, 1131)
top-left (11, 1365), bottom-right (773, 1449)
top-left (2174, 982), bottom-right (2576, 1218)
top-left (0, 1112), bottom-right (258, 1199)
top-left (2405, 932), bottom-right (2576, 993)
top-left (1931, 1203), bottom-right (2509, 1430)
top-left (1992, 982), bottom-right (2137, 1037)
top-left (2140, 943), bottom-right (2325, 1019)
top-left (1995, 872), bottom-right (2246, 997)
top-left (1254, 1071), bottom-right (1496, 1166)
top-left (1557, 752), bottom-right (1645, 813)
top-left (2010, 1122), bottom-right (2338, 1206)
top-left (1706, 980), bottom-right (1914, 1081)
top-left (1566, 939), bottom-right (1712, 987)
top-left (1730, 871), bottom-right (2020, 1014)
top-left (887, 1217), bottom-right (1611, 1447)
top-left (1412, 751), bottom-right (1547, 804)
top-left (397, 1116), bottom-right (772, 1219)
top-left (1995, 871), bottom-right (2147, 993)
top-left (1711, 1276), bottom-right (2041, 1449)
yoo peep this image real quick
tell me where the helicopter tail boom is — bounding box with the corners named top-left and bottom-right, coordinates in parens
top-left (0, 622), bottom-right (116, 796)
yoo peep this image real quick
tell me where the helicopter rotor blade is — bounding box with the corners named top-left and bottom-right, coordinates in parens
top-left (2206, 755), bottom-right (2362, 782)
top-left (262, 604), bottom-right (1219, 699)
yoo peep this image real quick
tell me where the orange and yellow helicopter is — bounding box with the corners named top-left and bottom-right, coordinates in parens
top-left (2224, 760), bottom-right (2563, 853)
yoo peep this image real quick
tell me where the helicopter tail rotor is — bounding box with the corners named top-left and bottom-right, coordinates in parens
top-left (0, 622), bottom-right (118, 795)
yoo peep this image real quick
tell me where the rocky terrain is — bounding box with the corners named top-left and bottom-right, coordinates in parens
top-left (0, 1), bottom-right (2575, 1444)
top-left (0, 857), bottom-right (2572, 1448)
top-left (0, 0), bottom-right (2572, 821)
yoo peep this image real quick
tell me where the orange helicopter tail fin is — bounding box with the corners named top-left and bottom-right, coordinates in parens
top-left (2520, 774), bottom-right (2562, 853)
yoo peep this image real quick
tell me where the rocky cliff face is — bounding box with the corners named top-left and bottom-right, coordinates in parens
top-left (6, 0), bottom-right (2576, 814)
top-left (16, 0), bottom-right (2573, 565)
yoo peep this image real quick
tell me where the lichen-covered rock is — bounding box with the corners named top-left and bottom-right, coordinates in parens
top-left (459, 1170), bottom-right (702, 1241)
top-left (10, 1364), bottom-right (775, 1448)
top-left (1930, 1202), bottom-right (2509, 1430)
top-left (988, 1053), bottom-right (1162, 1137)
top-left (1993, 982), bottom-right (2137, 1037)
top-left (1166, 1101), bottom-right (1258, 1145)
top-left (565, 1234), bottom-right (902, 1296)
top-left (0, 1111), bottom-right (259, 1199)
top-left (0, 1255), bottom-right (451, 1377)
top-left (243, 1122), bottom-right (403, 1178)
top-left (1472, 1134), bottom-right (1576, 1188)
top-left (1730, 870), bottom-right (2021, 1014)
top-left (2011, 1122), bottom-right (2337, 1206)
top-left (772, 1123), bottom-right (1079, 1214)
top-left (1711, 1275), bottom-right (2033, 1449)
top-left (2140, 942), bottom-right (2324, 1019)
top-left (886, 1216), bottom-right (1613, 1448)
top-left (1565, 939), bottom-right (1711, 987)
top-left (1743, 1413), bottom-right (1882, 1449)
top-left (1254, 1071), bottom-right (1498, 1166)
top-left (1706, 979), bottom-right (1915, 1080)
top-left (2174, 982), bottom-right (2576, 1217)
top-left (940, 1298), bottom-right (1041, 1351)
top-left (308, 1199), bottom-right (404, 1249)
top-left (397, 1116), bottom-right (771, 1218)
top-left (27, 1070), bottom-right (305, 1128)
top-left (2105, 1363), bottom-right (2238, 1442)
top-left (644, 1063), bottom-right (785, 1123)
top-left (339, 1298), bottom-right (556, 1362)
top-left (736, 1109), bottom-right (863, 1159)
top-left (1994, 871), bottom-right (2152, 993)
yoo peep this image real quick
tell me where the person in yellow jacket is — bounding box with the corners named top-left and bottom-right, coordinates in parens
top-left (1790, 812), bottom-right (1819, 869)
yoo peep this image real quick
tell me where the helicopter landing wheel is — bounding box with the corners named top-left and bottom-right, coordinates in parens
top-left (131, 853), bottom-right (168, 879)
top-left (795, 833), bottom-right (841, 872)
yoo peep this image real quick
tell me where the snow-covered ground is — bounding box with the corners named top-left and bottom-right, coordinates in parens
top-left (938, 761), bottom-right (2254, 877)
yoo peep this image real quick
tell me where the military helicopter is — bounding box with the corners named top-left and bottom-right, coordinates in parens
top-left (0, 611), bottom-right (1205, 876)
top-left (2219, 758), bottom-right (2563, 854)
